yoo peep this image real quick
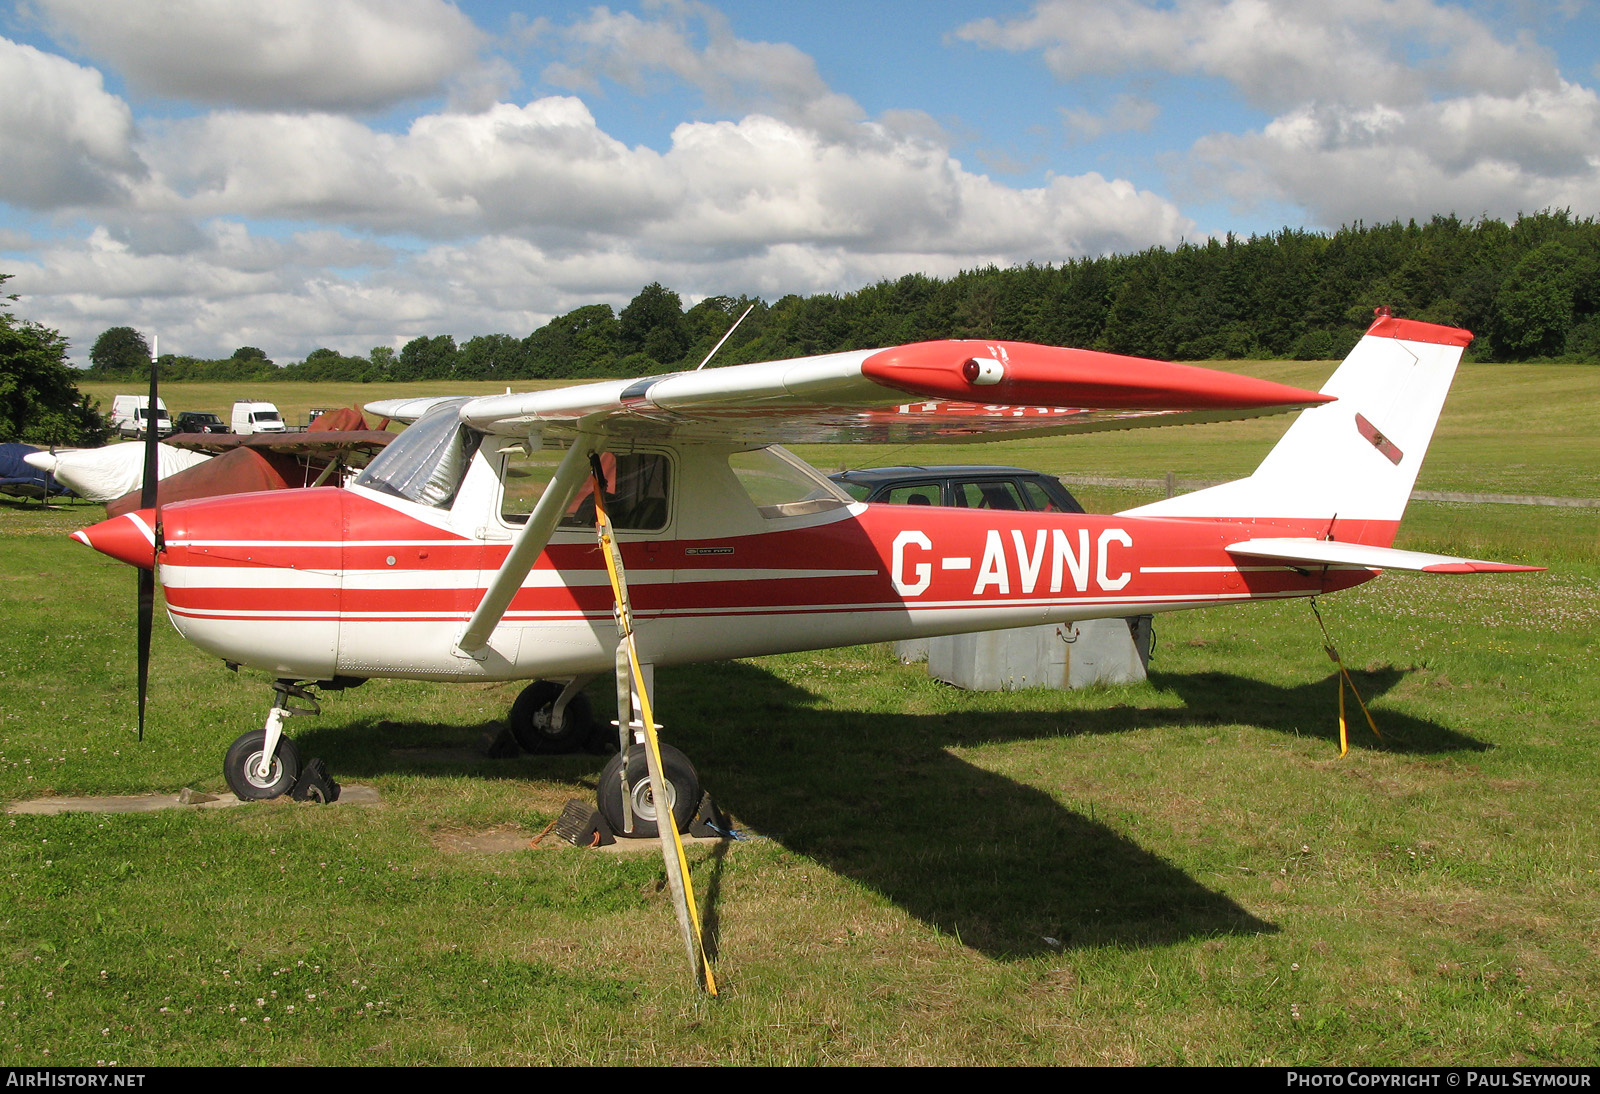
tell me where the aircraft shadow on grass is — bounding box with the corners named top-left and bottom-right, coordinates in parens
top-left (294, 657), bottom-right (1484, 960)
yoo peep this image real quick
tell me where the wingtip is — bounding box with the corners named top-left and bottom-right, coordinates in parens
top-left (1420, 562), bottom-right (1546, 574)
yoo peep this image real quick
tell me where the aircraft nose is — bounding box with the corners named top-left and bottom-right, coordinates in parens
top-left (21, 451), bottom-right (58, 474)
top-left (72, 509), bottom-right (158, 570)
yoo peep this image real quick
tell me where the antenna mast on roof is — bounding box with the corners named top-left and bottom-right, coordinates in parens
top-left (694, 303), bottom-right (755, 371)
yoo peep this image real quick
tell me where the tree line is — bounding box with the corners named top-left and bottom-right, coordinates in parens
top-left (80, 211), bottom-right (1600, 388)
top-left (8, 210), bottom-right (1596, 446)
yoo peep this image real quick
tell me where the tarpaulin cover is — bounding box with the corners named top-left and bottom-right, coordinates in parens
top-left (309, 406), bottom-right (368, 432)
top-left (32, 442), bottom-right (211, 503)
top-left (107, 446), bottom-right (293, 516)
top-left (0, 443), bottom-right (70, 498)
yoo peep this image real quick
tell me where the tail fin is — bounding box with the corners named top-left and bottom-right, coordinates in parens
top-left (1121, 315), bottom-right (1472, 546)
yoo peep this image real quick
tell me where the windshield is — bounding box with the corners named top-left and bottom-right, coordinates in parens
top-left (353, 399), bottom-right (482, 508)
top-left (729, 446), bottom-right (851, 519)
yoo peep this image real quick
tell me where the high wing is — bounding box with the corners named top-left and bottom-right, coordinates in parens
top-left (367, 340), bottom-right (1332, 445)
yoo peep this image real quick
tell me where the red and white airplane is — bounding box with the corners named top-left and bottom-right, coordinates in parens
top-left (72, 313), bottom-right (1536, 829)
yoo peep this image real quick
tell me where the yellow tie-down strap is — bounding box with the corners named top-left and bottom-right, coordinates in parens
top-left (1311, 599), bottom-right (1382, 758)
top-left (592, 457), bottom-right (718, 995)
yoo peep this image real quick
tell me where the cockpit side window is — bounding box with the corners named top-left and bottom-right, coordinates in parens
top-left (353, 399), bottom-right (483, 509)
top-left (502, 449), bottom-right (672, 532)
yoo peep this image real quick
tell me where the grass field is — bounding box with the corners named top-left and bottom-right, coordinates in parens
top-left (4, 363), bottom-right (1596, 1065)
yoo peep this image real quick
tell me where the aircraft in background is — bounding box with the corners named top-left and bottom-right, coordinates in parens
top-left (25, 408), bottom-right (393, 515)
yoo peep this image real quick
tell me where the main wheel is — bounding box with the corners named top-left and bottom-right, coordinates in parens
top-left (596, 743), bottom-right (700, 839)
top-left (223, 730), bottom-right (301, 800)
top-left (508, 681), bottom-right (595, 754)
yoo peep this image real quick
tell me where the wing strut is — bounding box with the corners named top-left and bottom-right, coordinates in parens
top-left (592, 457), bottom-right (717, 995)
top-left (454, 429), bottom-right (599, 659)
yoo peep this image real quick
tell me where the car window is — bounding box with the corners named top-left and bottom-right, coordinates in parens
top-left (1020, 480), bottom-right (1060, 512)
top-left (882, 483), bottom-right (941, 506)
top-left (954, 480), bottom-right (1024, 510)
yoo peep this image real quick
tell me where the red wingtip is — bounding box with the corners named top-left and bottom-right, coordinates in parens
top-left (861, 340), bottom-right (1334, 411)
top-left (72, 510), bottom-right (158, 570)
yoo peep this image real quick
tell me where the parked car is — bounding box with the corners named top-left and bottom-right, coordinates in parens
top-left (174, 411), bottom-right (228, 434)
top-left (109, 395), bottom-right (173, 439)
top-left (828, 465), bottom-right (1085, 513)
top-left (231, 400), bottom-right (287, 435)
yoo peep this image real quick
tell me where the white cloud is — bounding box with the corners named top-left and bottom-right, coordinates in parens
top-left (9, 98), bottom-right (1194, 362)
top-left (1191, 80), bottom-right (1600, 225)
top-left (1061, 95), bottom-right (1160, 141)
top-left (3, 5), bottom-right (1198, 364)
top-left (140, 97), bottom-right (1191, 264)
top-left (959, 0), bottom-right (1599, 228)
top-left (544, 0), bottom-right (867, 138)
top-left (955, 0), bottom-right (1557, 112)
top-left (28, 0), bottom-right (487, 111)
top-left (0, 38), bottom-right (145, 209)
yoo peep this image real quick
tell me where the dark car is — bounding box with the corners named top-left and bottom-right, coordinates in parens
top-left (828, 465), bottom-right (1085, 513)
top-left (175, 411), bottom-right (228, 434)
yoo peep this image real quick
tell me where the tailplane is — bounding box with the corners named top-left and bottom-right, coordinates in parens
top-left (1122, 315), bottom-right (1472, 547)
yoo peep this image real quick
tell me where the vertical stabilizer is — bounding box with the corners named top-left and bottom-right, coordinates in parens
top-left (1121, 316), bottom-right (1472, 546)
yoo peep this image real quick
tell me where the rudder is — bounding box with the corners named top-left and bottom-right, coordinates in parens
top-left (1121, 315), bottom-right (1472, 547)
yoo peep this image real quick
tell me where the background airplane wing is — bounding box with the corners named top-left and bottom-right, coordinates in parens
top-left (166, 430), bottom-right (395, 456)
top-left (368, 340), bottom-right (1332, 446)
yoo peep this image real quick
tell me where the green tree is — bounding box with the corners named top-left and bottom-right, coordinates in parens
top-left (524, 304), bottom-right (620, 378)
top-left (232, 345), bottom-right (274, 366)
top-left (457, 333), bottom-right (528, 380)
top-left (1492, 240), bottom-right (1580, 359)
top-left (0, 276), bottom-right (110, 446)
top-left (89, 325), bottom-right (152, 374)
top-left (369, 346), bottom-right (396, 375)
top-left (619, 283), bottom-right (688, 366)
top-left (394, 335), bottom-right (458, 381)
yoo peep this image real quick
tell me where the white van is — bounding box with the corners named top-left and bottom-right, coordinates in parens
top-left (110, 395), bottom-right (172, 438)
top-left (231, 401), bottom-right (287, 435)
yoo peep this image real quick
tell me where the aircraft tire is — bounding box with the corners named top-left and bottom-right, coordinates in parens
top-left (224, 730), bottom-right (301, 800)
top-left (596, 743), bottom-right (699, 839)
top-left (508, 681), bottom-right (595, 754)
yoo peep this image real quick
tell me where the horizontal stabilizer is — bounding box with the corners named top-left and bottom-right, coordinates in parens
top-left (1226, 538), bottom-right (1543, 574)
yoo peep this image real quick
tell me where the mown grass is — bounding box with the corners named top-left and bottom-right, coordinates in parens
top-left (3, 363), bottom-right (1597, 1065)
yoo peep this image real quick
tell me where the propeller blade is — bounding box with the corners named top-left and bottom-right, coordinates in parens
top-left (136, 568), bottom-right (153, 741)
top-left (136, 340), bottom-right (160, 740)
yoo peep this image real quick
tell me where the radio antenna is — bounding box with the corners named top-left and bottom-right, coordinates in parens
top-left (694, 303), bottom-right (755, 371)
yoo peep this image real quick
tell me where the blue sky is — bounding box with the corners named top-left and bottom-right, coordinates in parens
top-left (2, 0), bottom-right (1597, 363)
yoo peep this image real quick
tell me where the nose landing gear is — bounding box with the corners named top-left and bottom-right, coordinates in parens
top-left (222, 679), bottom-right (342, 802)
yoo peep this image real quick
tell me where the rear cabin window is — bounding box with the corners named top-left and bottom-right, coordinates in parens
top-left (501, 450), bottom-right (671, 532)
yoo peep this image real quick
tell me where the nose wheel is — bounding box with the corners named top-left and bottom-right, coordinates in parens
top-left (222, 679), bottom-right (329, 800)
top-left (224, 730), bottom-right (301, 799)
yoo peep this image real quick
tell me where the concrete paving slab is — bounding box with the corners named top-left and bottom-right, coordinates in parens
top-left (5, 784), bottom-right (382, 815)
